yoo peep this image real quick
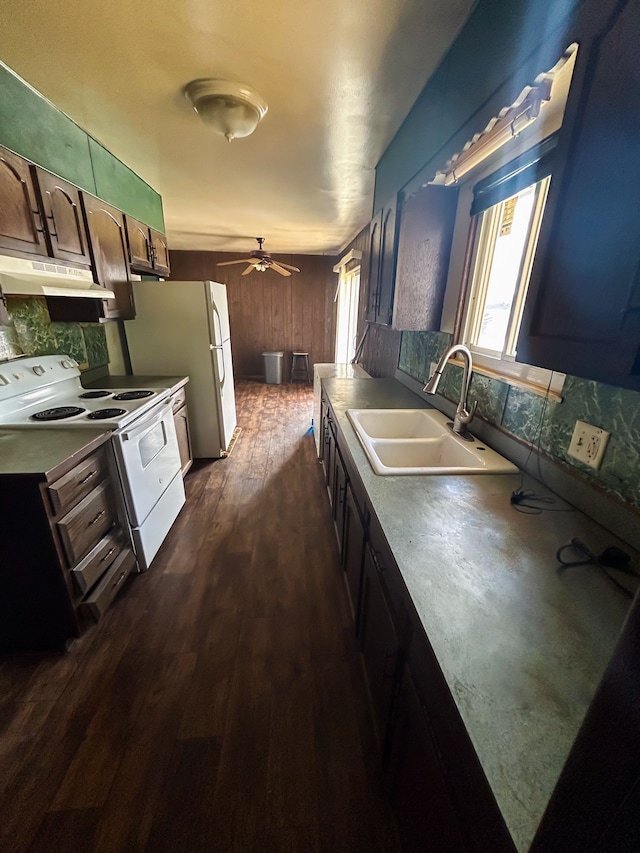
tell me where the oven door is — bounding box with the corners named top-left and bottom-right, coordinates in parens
top-left (112, 398), bottom-right (182, 526)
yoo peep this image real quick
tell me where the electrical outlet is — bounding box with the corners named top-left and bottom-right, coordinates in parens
top-left (429, 362), bottom-right (438, 379)
top-left (568, 420), bottom-right (610, 470)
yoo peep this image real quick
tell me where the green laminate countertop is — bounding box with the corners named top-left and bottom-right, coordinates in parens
top-left (83, 375), bottom-right (188, 394)
top-left (322, 377), bottom-right (632, 853)
top-left (0, 429), bottom-right (110, 478)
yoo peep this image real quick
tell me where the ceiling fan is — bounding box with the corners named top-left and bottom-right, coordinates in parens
top-left (216, 238), bottom-right (301, 277)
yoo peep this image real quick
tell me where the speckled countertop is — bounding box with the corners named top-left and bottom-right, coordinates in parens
top-left (0, 428), bottom-right (110, 478)
top-left (323, 377), bottom-right (632, 853)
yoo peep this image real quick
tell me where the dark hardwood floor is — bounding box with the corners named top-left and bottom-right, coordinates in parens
top-left (0, 381), bottom-right (400, 853)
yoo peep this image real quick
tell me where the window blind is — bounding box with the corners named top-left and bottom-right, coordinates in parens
top-left (471, 133), bottom-right (558, 216)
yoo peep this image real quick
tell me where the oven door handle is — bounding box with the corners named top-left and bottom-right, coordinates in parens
top-left (120, 399), bottom-right (172, 441)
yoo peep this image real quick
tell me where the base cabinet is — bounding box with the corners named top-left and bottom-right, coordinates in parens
top-left (342, 483), bottom-right (366, 624)
top-left (321, 394), bottom-right (515, 853)
top-left (0, 437), bottom-right (136, 650)
top-left (359, 541), bottom-right (401, 748)
top-left (387, 669), bottom-right (466, 853)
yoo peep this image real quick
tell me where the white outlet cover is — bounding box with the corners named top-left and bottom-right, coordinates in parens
top-left (568, 420), bottom-right (610, 470)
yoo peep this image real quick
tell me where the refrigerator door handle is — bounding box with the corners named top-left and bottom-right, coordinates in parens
top-left (212, 301), bottom-right (224, 346)
top-left (210, 342), bottom-right (226, 387)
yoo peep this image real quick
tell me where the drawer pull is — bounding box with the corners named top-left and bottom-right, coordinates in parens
top-left (80, 470), bottom-right (97, 484)
top-left (112, 570), bottom-right (127, 590)
top-left (372, 549), bottom-right (385, 572)
top-left (89, 510), bottom-right (106, 526)
top-left (101, 547), bottom-right (115, 562)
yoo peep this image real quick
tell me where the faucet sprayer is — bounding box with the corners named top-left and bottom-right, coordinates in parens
top-left (423, 344), bottom-right (477, 436)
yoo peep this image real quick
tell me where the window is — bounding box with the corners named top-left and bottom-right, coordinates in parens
top-left (464, 176), bottom-right (549, 362)
top-left (436, 46), bottom-right (577, 398)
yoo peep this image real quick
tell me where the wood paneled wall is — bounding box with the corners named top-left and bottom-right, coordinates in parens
top-left (169, 250), bottom-right (337, 380)
top-left (343, 226), bottom-right (402, 379)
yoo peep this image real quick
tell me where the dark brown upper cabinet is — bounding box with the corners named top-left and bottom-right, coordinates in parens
top-left (49, 195), bottom-right (135, 322)
top-left (34, 167), bottom-right (92, 266)
top-left (366, 195), bottom-right (400, 326)
top-left (0, 145), bottom-right (49, 259)
top-left (365, 210), bottom-right (383, 322)
top-left (516, 1), bottom-right (640, 390)
top-left (377, 198), bottom-right (399, 326)
top-left (124, 215), bottom-right (170, 278)
top-left (393, 184), bottom-right (458, 331)
top-left (150, 228), bottom-right (170, 277)
top-left (83, 196), bottom-right (135, 320)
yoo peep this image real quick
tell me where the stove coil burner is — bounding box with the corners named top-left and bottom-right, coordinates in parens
top-left (87, 408), bottom-right (127, 420)
top-left (79, 390), bottom-right (112, 399)
top-left (31, 406), bottom-right (87, 421)
top-left (112, 390), bottom-right (154, 401)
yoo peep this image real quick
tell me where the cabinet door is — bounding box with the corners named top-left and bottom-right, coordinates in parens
top-left (35, 168), bottom-right (92, 266)
top-left (333, 446), bottom-right (347, 552)
top-left (83, 195), bottom-right (135, 320)
top-left (342, 483), bottom-right (366, 627)
top-left (393, 184), bottom-right (458, 331)
top-left (0, 146), bottom-right (48, 258)
top-left (173, 404), bottom-right (193, 476)
top-left (124, 215), bottom-right (153, 272)
top-left (516, 2), bottom-right (640, 389)
top-left (387, 668), bottom-right (466, 853)
top-left (150, 228), bottom-right (170, 277)
top-left (322, 406), bottom-right (336, 504)
top-left (365, 211), bottom-right (382, 322)
top-left (359, 541), bottom-right (401, 750)
top-left (376, 196), bottom-right (399, 326)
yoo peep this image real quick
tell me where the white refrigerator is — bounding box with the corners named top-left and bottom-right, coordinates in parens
top-left (125, 280), bottom-right (237, 458)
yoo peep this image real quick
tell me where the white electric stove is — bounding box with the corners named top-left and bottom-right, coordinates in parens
top-left (0, 355), bottom-right (185, 570)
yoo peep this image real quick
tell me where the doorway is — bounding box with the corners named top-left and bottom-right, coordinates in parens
top-left (334, 265), bottom-right (361, 363)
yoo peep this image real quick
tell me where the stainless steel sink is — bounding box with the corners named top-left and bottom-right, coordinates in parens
top-left (346, 408), bottom-right (518, 476)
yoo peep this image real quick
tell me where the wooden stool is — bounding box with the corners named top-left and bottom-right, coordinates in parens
top-left (291, 351), bottom-right (311, 383)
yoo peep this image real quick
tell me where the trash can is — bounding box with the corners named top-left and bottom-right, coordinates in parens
top-left (262, 351), bottom-right (284, 384)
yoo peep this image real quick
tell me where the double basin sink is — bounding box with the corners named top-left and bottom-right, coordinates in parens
top-left (347, 408), bottom-right (518, 476)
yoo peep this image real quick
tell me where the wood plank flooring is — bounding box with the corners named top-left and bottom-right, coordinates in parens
top-left (0, 381), bottom-right (400, 853)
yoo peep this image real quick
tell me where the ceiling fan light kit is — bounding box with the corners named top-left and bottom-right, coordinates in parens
top-left (216, 238), bottom-right (301, 277)
top-left (184, 79), bottom-right (268, 141)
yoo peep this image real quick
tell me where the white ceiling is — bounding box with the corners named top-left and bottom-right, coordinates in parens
top-left (0, 0), bottom-right (474, 254)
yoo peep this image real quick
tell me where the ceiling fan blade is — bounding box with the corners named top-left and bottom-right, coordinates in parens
top-left (241, 264), bottom-right (255, 276)
top-left (276, 262), bottom-right (301, 272)
top-left (216, 258), bottom-right (253, 266)
top-left (270, 262), bottom-right (292, 276)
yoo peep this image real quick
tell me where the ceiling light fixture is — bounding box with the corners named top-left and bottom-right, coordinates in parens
top-left (184, 79), bottom-right (268, 142)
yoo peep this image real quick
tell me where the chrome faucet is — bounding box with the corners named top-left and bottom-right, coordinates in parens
top-left (423, 344), bottom-right (477, 436)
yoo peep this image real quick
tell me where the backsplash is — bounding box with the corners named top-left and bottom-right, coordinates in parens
top-left (0, 297), bottom-right (108, 370)
top-left (399, 331), bottom-right (640, 510)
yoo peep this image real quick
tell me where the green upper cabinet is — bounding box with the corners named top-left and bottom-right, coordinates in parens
top-left (89, 140), bottom-right (165, 234)
top-left (0, 61), bottom-right (164, 234)
top-left (0, 64), bottom-right (95, 194)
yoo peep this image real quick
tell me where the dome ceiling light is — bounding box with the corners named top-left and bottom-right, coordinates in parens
top-left (184, 79), bottom-right (268, 142)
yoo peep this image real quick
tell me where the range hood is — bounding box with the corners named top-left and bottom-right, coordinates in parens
top-left (0, 255), bottom-right (115, 299)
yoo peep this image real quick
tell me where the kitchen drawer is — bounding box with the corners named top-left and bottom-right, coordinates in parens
top-left (171, 387), bottom-right (187, 413)
top-left (80, 547), bottom-right (136, 622)
top-left (70, 529), bottom-right (126, 594)
top-left (47, 448), bottom-right (109, 515)
top-left (57, 482), bottom-right (116, 566)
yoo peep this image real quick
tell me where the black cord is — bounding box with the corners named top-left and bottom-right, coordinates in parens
top-left (510, 488), bottom-right (574, 514)
top-left (510, 374), bottom-right (574, 514)
top-left (556, 538), bottom-right (638, 598)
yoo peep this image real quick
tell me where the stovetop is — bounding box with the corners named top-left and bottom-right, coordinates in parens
top-left (0, 356), bottom-right (170, 430)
